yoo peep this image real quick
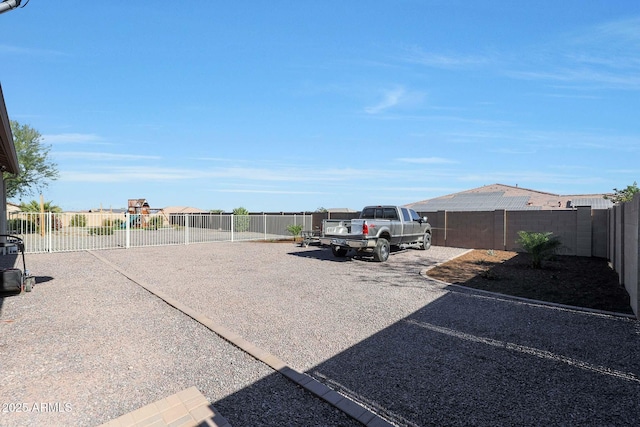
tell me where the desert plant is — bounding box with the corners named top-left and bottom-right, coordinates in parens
top-left (19, 199), bottom-right (62, 213)
top-left (103, 218), bottom-right (124, 228)
top-left (88, 226), bottom-right (114, 235)
top-left (70, 213), bottom-right (87, 227)
top-left (8, 218), bottom-right (38, 234)
top-left (516, 231), bottom-right (562, 269)
top-left (286, 224), bottom-right (304, 240)
top-left (146, 215), bottom-right (163, 230)
top-left (233, 207), bottom-right (250, 232)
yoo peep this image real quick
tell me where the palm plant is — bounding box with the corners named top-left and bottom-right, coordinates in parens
top-left (19, 199), bottom-right (62, 213)
top-left (516, 231), bottom-right (562, 269)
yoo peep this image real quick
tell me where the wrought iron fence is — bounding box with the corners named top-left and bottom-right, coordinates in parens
top-left (6, 212), bottom-right (313, 253)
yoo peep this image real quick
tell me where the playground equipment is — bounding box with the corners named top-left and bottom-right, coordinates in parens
top-left (126, 199), bottom-right (169, 229)
top-left (127, 199), bottom-right (151, 228)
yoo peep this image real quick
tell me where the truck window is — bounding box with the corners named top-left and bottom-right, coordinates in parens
top-left (383, 207), bottom-right (398, 220)
top-left (401, 208), bottom-right (411, 222)
top-left (361, 208), bottom-right (375, 219)
top-left (410, 210), bottom-right (421, 221)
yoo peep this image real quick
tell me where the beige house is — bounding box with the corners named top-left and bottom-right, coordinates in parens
top-left (0, 84), bottom-right (21, 235)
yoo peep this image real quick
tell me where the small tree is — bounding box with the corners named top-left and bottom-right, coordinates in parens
top-left (286, 224), bottom-right (304, 241)
top-left (517, 231), bottom-right (562, 269)
top-left (5, 121), bottom-right (59, 199)
top-left (604, 181), bottom-right (639, 204)
top-left (233, 207), bottom-right (250, 232)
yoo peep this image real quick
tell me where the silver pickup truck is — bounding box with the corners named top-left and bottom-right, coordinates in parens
top-left (319, 205), bottom-right (431, 262)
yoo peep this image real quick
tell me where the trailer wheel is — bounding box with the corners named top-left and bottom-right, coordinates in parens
top-left (373, 238), bottom-right (390, 262)
top-left (421, 232), bottom-right (432, 250)
top-left (331, 245), bottom-right (348, 257)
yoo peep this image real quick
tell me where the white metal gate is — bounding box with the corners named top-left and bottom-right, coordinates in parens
top-left (6, 212), bottom-right (312, 253)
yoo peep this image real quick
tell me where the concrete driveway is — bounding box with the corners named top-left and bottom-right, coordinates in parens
top-left (1, 242), bottom-right (638, 426)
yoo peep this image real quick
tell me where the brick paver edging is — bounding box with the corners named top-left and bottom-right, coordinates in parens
top-left (98, 386), bottom-right (231, 427)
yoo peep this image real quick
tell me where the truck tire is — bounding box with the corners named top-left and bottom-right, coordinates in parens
top-left (373, 238), bottom-right (390, 262)
top-left (421, 232), bottom-right (432, 250)
top-left (331, 245), bottom-right (348, 258)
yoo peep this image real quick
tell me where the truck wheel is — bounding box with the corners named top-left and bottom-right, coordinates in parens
top-left (421, 232), bottom-right (432, 250)
top-left (373, 238), bottom-right (390, 262)
top-left (331, 245), bottom-right (348, 257)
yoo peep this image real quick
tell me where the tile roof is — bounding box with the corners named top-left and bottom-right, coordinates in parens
top-left (406, 183), bottom-right (612, 212)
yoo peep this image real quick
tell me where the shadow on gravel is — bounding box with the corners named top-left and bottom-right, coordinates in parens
top-left (304, 292), bottom-right (640, 426)
top-left (212, 368), bottom-right (361, 426)
top-left (288, 246), bottom-right (419, 263)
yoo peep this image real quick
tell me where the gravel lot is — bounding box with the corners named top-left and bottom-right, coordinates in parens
top-left (1, 242), bottom-right (639, 426)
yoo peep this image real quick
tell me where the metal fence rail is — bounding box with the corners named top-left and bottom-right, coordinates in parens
top-left (6, 212), bottom-right (312, 254)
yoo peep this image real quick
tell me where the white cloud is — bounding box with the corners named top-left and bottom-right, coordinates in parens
top-left (58, 165), bottom-right (383, 184)
top-left (0, 44), bottom-right (67, 56)
top-left (211, 189), bottom-right (324, 195)
top-left (508, 16), bottom-right (640, 90)
top-left (399, 46), bottom-right (489, 69)
top-left (56, 152), bottom-right (161, 161)
top-left (365, 87), bottom-right (406, 114)
top-left (365, 86), bottom-right (425, 114)
top-left (42, 133), bottom-right (105, 144)
top-left (396, 157), bottom-right (458, 164)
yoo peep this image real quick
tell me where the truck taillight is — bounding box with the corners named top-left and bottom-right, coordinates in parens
top-left (362, 222), bottom-right (369, 235)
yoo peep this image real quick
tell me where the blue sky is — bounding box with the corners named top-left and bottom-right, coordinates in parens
top-left (1, 1), bottom-right (638, 212)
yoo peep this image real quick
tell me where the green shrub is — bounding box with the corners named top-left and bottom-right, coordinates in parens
top-left (8, 218), bottom-right (38, 234)
top-left (147, 215), bottom-right (163, 230)
top-left (286, 224), bottom-right (303, 239)
top-left (88, 226), bottom-right (114, 235)
top-left (516, 231), bottom-right (562, 269)
top-left (102, 218), bottom-right (124, 228)
top-left (233, 207), bottom-right (250, 232)
top-left (70, 214), bottom-right (87, 227)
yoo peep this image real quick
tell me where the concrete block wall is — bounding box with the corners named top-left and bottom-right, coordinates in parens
top-left (506, 210), bottom-right (578, 254)
top-left (621, 196), bottom-right (639, 315)
top-left (418, 208), bottom-right (606, 257)
top-left (576, 206), bottom-right (593, 257)
top-left (591, 209), bottom-right (608, 258)
top-left (442, 211), bottom-right (496, 249)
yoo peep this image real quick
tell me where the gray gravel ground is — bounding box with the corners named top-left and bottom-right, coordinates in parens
top-left (1, 242), bottom-right (639, 426)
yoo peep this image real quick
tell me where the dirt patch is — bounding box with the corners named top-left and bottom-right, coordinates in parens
top-left (426, 249), bottom-right (633, 314)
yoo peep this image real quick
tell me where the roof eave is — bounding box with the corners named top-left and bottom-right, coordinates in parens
top-left (0, 84), bottom-right (20, 175)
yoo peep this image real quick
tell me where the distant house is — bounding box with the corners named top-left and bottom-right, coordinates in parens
top-left (406, 183), bottom-right (613, 212)
top-left (161, 206), bottom-right (207, 215)
top-left (0, 85), bottom-right (20, 235)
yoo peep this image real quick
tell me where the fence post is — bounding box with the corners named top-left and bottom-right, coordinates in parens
top-left (230, 214), bottom-right (234, 242)
top-left (47, 211), bottom-right (52, 253)
top-left (264, 214), bottom-right (267, 241)
top-left (185, 213), bottom-right (190, 245)
top-left (125, 212), bottom-right (130, 249)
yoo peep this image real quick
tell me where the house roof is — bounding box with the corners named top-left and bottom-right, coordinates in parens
top-left (406, 183), bottom-right (613, 212)
top-left (0, 84), bottom-right (20, 175)
top-left (161, 206), bottom-right (207, 214)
